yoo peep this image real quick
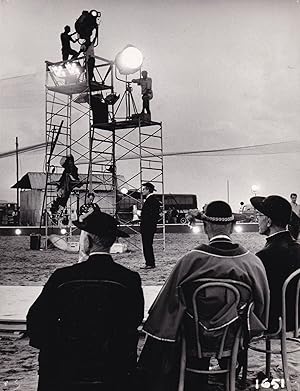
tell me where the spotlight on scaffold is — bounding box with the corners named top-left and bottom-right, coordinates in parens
top-left (115, 45), bottom-right (143, 75)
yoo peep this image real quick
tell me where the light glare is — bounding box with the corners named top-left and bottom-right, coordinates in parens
top-left (235, 225), bottom-right (243, 233)
top-left (65, 62), bottom-right (81, 76)
top-left (15, 229), bottom-right (22, 235)
top-left (60, 228), bottom-right (67, 235)
top-left (121, 187), bottom-right (128, 195)
top-left (192, 226), bottom-right (200, 234)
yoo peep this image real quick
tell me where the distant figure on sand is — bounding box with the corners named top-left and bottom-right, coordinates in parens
top-left (140, 182), bottom-right (160, 269)
top-left (78, 191), bottom-right (100, 262)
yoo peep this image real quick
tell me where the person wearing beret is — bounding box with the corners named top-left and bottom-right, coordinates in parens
top-left (251, 195), bottom-right (300, 333)
top-left (140, 182), bottom-right (161, 269)
top-left (27, 210), bottom-right (144, 391)
top-left (138, 200), bottom-right (269, 391)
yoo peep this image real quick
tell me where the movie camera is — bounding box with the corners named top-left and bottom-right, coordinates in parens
top-left (75, 9), bottom-right (101, 43)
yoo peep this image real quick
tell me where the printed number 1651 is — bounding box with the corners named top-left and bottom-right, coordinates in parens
top-left (255, 378), bottom-right (285, 390)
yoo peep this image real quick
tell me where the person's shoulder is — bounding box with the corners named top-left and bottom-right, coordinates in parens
top-left (45, 263), bottom-right (81, 287)
top-left (112, 261), bottom-right (141, 282)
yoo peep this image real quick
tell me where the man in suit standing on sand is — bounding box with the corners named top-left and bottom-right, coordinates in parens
top-left (140, 182), bottom-right (161, 269)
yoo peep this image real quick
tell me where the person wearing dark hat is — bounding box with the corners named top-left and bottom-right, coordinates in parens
top-left (27, 210), bottom-right (144, 391)
top-left (138, 200), bottom-right (269, 391)
top-left (250, 194), bottom-right (300, 332)
top-left (140, 182), bottom-right (161, 269)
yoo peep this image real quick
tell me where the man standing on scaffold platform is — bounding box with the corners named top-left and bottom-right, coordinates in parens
top-left (132, 70), bottom-right (153, 119)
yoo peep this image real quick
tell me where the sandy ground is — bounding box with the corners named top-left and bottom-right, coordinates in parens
top-left (0, 233), bottom-right (299, 390)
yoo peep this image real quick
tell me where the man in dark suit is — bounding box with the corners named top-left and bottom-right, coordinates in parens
top-left (251, 195), bottom-right (300, 332)
top-left (140, 182), bottom-right (161, 269)
top-left (27, 210), bottom-right (144, 391)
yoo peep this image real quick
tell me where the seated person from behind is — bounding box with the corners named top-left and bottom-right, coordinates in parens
top-left (139, 200), bottom-right (269, 391)
top-left (251, 195), bottom-right (300, 332)
top-left (27, 210), bottom-right (144, 391)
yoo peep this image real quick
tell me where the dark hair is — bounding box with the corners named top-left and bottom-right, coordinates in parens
top-left (88, 232), bottom-right (115, 249)
top-left (290, 193), bottom-right (297, 198)
top-left (271, 218), bottom-right (289, 229)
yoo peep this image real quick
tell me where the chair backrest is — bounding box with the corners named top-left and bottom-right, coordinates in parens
top-left (281, 268), bottom-right (300, 337)
top-left (180, 278), bottom-right (252, 359)
top-left (55, 279), bottom-right (134, 384)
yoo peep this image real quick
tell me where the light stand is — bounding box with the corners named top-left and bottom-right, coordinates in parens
top-left (114, 78), bottom-right (139, 120)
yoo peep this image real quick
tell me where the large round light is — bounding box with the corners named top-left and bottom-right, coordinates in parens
top-left (115, 45), bottom-right (143, 75)
top-left (15, 228), bottom-right (22, 235)
top-left (60, 228), bottom-right (67, 235)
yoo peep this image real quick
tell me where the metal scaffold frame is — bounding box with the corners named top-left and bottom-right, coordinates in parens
top-left (42, 54), bottom-right (165, 251)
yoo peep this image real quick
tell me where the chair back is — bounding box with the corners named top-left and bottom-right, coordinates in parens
top-left (180, 278), bottom-right (252, 359)
top-left (55, 279), bottom-right (135, 386)
top-left (281, 268), bottom-right (300, 337)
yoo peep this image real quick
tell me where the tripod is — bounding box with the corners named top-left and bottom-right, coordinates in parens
top-left (114, 81), bottom-right (139, 121)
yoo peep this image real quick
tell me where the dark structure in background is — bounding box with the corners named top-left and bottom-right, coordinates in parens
top-left (12, 172), bottom-right (126, 226)
top-left (117, 192), bottom-right (197, 224)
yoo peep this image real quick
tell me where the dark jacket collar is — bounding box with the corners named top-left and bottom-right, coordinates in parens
top-left (87, 253), bottom-right (113, 262)
top-left (195, 235), bottom-right (247, 257)
top-left (266, 230), bottom-right (294, 245)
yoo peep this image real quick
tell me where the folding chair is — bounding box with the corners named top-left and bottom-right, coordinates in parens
top-left (54, 279), bottom-right (138, 391)
top-left (178, 278), bottom-right (252, 391)
top-left (247, 268), bottom-right (300, 391)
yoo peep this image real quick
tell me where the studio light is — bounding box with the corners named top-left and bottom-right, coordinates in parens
top-left (15, 228), bottom-right (22, 235)
top-left (104, 93), bottom-right (120, 105)
top-left (60, 228), bottom-right (67, 235)
top-left (235, 225), bottom-right (243, 233)
top-left (90, 10), bottom-right (99, 17)
top-left (115, 45), bottom-right (143, 75)
top-left (106, 165), bottom-right (115, 174)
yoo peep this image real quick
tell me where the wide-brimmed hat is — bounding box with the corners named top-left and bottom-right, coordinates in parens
top-left (73, 210), bottom-right (129, 238)
top-left (250, 195), bottom-right (292, 225)
top-left (200, 200), bottom-right (241, 224)
top-left (142, 182), bottom-right (156, 192)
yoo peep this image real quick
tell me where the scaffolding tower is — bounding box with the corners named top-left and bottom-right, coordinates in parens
top-left (43, 55), bottom-right (165, 251)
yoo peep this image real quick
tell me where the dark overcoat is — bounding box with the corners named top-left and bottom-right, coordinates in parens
top-left (256, 230), bottom-right (300, 332)
top-left (140, 195), bottom-right (160, 232)
top-left (27, 254), bottom-right (144, 391)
